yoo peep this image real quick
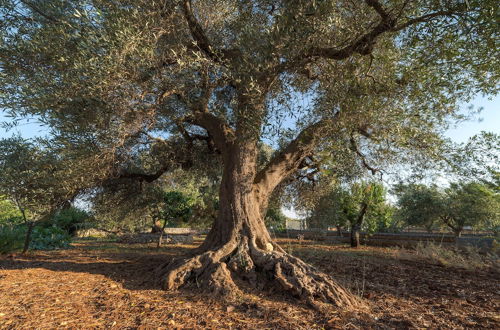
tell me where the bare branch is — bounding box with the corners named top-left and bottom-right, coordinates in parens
top-left (349, 136), bottom-right (381, 176)
top-left (20, 0), bottom-right (62, 23)
top-left (392, 10), bottom-right (459, 31)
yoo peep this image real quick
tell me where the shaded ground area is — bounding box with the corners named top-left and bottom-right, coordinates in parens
top-left (0, 238), bottom-right (498, 329)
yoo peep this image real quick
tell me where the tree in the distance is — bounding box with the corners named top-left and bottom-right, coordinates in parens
top-left (395, 182), bottom-right (499, 237)
top-left (394, 184), bottom-right (443, 233)
top-left (442, 182), bottom-right (498, 237)
top-left (1, 0), bottom-right (498, 307)
top-left (0, 137), bottom-right (76, 252)
top-left (157, 190), bottom-right (194, 247)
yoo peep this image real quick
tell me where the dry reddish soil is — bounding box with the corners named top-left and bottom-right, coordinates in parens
top-left (0, 238), bottom-right (498, 329)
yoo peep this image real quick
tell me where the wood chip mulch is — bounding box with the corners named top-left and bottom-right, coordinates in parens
top-left (0, 238), bottom-right (498, 329)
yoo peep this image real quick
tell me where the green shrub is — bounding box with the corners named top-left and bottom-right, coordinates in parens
top-left (0, 224), bottom-right (72, 253)
top-left (30, 226), bottom-right (71, 250)
top-left (0, 225), bottom-right (25, 254)
top-left (42, 207), bottom-right (92, 236)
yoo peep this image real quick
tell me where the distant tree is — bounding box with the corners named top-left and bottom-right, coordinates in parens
top-left (309, 181), bottom-right (389, 247)
top-left (158, 191), bottom-right (194, 247)
top-left (395, 181), bottom-right (499, 237)
top-left (443, 182), bottom-right (499, 237)
top-left (394, 184), bottom-right (443, 233)
top-left (344, 182), bottom-right (388, 247)
top-left (0, 137), bottom-right (74, 252)
top-left (307, 188), bottom-right (349, 235)
top-left (265, 206), bottom-right (287, 231)
top-left (47, 207), bottom-right (92, 236)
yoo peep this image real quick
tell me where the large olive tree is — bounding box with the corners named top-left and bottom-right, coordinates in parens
top-left (1, 0), bottom-right (498, 307)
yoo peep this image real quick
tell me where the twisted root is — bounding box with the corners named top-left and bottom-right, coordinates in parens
top-left (157, 238), bottom-right (362, 309)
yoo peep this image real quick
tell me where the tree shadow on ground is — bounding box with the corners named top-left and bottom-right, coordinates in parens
top-left (1, 239), bottom-right (498, 307)
top-left (0, 242), bottom-right (194, 291)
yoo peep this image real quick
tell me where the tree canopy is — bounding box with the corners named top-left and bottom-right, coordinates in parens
top-left (1, 0), bottom-right (498, 307)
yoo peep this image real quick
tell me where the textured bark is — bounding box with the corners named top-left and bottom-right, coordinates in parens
top-left (350, 202), bottom-right (368, 248)
top-left (157, 220), bottom-right (169, 248)
top-left (157, 141), bottom-right (361, 309)
top-left (350, 224), bottom-right (361, 248)
top-left (22, 221), bottom-right (35, 254)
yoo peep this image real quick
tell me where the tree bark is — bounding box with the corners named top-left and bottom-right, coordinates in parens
top-left (350, 224), bottom-right (361, 248)
top-left (22, 221), bottom-right (35, 254)
top-left (350, 202), bottom-right (368, 248)
top-left (336, 225), bottom-right (343, 237)
top-left (157, 219), bottom-right (169, 248)
top-left (157, 141), bottom-right (360, 308)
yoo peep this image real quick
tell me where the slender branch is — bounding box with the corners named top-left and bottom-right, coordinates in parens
top-left (182, 0), bottom-right (217, 60)
top-left (349, 136), bottom-right (381, 175)
top-left (20, 0), bottom-right (61, 23)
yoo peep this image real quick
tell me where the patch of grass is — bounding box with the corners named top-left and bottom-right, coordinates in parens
top-left (397, 241), bottom-right (499, 271)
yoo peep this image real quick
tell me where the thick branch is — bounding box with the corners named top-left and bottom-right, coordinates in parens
top-left (184, 112), bottom-right (234, 153)
top-left (175, 122), bottom-right (219, 154)
top-left (181, 0), bottom-right (240, 64)
top-left (365, 0), bottom-right (392, 21)
top-left (117, 164), bottom-right (171, 183)
top-left (272, 4), bottom-right (462, 75)
top-left (254, 116), bottom-right (337, 199)
top-left (349, 136), bottom-right (381, 176)
top-left (356, 202), bottom-right (369, 226)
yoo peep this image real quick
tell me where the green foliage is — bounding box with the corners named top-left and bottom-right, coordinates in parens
top-left (161, 191), bottom-right (194, 227)
top-left (44, 207), bottom-right (92, 236)
top-left (395, 181), bottom-right (500, 235)
top-left (0, 195), bottom-right (21, 224)
top-left (444, 182), bottom-right (499, 234)
top-left (0, 223), bottom-right (71, 254)
top-left (0, 224), bottom-right (25, 254)
top-left (265, 207), bottom-right (287, 231)
top-left (308, 181), bottom-right (392, 232)
top-left (394, 184), bottom-right (444, 232)
top-left (0, 137), bottom-right (75, 224)
top-left (0, 0), bottom-right (498, 236)
top-left (30, 226), bottom-right (71, 250)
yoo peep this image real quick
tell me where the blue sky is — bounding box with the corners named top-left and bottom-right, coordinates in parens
top-left (2, 95), bottom-right (498, 142)
top-left (445, 95), bottom-right (500, 143)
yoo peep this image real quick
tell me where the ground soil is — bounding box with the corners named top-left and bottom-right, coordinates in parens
top-left (0, 237), bottom-right (498, 329)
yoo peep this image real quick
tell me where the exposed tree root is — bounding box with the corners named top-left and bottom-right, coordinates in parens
top-left (157, 237), bottom-right (362, 309)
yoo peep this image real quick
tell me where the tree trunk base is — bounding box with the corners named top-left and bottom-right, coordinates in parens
top-left (156, 238), bottom-right (361, 309)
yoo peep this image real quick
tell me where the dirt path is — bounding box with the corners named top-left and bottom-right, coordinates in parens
top-left (0, 239), bottom-right (498, 329)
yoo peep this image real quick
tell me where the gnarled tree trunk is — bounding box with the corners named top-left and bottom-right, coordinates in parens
top-left (157, 141), bottom-right (360, 308)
